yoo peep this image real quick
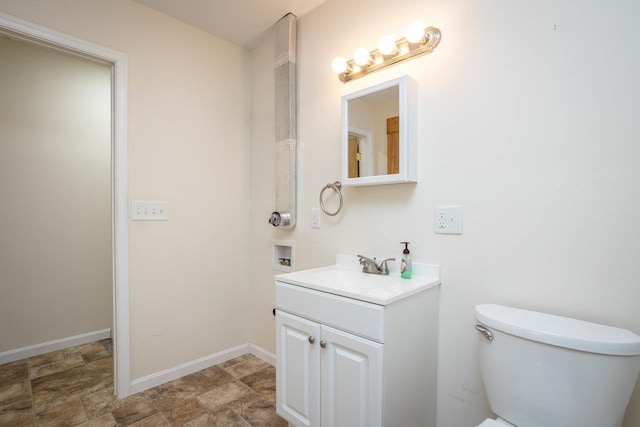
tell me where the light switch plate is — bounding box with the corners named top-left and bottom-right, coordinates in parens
top-left (435, 205), bottom-right (462, 234)
top-left (131, 200), bottom-right (168, 221)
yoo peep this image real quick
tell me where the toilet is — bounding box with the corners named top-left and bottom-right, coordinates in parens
top-left (475, 304), bottom-right (640, 427)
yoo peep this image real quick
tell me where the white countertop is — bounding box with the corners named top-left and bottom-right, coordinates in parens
top-left (276, 254), bottom-right (441, 305)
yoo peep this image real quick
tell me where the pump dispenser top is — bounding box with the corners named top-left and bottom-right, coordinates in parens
top-left (401, 242), bottom-right (412, 279)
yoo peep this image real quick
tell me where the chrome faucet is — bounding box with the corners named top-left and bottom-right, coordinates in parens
top-left (357, 255), bottom-right (395, 275)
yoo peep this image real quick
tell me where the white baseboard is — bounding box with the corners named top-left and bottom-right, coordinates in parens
top-left (130, 343), bottom-right (249, 394)
top-left (249, 343), bottom-right (275, 366)
top-left (129, 343), bottom-right (275, 394)
top-left (0, 329), bottom-right (111, 365)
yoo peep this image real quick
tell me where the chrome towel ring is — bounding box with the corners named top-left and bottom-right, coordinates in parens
top-left (319, 181), bottom-right (343, 216)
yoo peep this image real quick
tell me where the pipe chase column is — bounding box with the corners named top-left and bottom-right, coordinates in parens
top-left (268, 13), bottom-right (297, 228)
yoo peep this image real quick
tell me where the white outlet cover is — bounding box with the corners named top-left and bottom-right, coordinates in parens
top-left (435, 205), bottom-right (462, 234)
top-left (311, 208), bottom-right (321, 229)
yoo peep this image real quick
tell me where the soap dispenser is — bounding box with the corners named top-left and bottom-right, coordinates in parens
top-left (401, 242), bottom-right (412, 279)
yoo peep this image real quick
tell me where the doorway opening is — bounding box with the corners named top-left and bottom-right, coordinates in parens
top-left (0, 12), bottom-right (130, 397)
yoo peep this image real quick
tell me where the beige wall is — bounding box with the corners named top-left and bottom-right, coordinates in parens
top-left (250, 0), bottom-right (640, 426)
top-left (0, 0), bottom-right (251, 379)
top-left (4, 0), bottom-right (640, 424)
top-left (0, 37), bottom-right (112, 351)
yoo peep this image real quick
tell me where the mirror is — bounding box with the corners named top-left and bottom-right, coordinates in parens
top-left (342, 75), bottom-right (416, 186)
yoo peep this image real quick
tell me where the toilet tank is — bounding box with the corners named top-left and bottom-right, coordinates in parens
top-left (475, 304), bottom-right (640, 427)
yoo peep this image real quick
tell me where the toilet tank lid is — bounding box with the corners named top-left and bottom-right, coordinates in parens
top-left (475, 304), bottom-right (640, 356)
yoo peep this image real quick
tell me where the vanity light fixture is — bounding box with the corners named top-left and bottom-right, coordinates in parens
top-left (332, 22), bottom-right (441, 83)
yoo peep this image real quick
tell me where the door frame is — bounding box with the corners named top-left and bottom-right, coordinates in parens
top-left (0, 12), bottom-right (131, 397)
top-left (347, 126), bottom-right (373, 177)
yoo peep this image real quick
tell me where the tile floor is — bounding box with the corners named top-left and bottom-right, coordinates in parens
top-left (0, 340), bottom-right (286, 426)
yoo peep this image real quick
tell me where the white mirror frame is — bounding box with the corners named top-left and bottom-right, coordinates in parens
top-left (341, 75), bottom-right (417, 186)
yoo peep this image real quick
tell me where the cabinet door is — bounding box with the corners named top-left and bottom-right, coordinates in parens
top-left (320, 325), bottom-right (383, 427)
top-left (276, 310), bottom-right (321, 427)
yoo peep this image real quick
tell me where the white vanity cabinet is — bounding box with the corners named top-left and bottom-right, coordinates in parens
top-left (275, 261), bottom-right (440, 427)
top-left (277, 309), bottom-right (383, 427)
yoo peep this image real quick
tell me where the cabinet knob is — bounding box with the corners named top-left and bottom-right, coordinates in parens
top-left (320, 340), bottom-right (326, 348)
top-left (308, 336), bottom-right (315, 344)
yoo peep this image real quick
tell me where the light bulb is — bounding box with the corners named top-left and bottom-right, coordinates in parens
top-left (405, 21), bottom-right (425, 44)
top-left (353, 48), bottom-right (372, 66)
top-left (331, 57), bottom-right (348, 74)
top-left (378, 35), bottom-right (397, 56)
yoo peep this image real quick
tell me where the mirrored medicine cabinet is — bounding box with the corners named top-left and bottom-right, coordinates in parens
top-left (341, 75), bottom-right (417, 186)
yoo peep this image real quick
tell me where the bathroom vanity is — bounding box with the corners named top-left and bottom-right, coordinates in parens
top-left (275, 255), bottom-right (441, 427)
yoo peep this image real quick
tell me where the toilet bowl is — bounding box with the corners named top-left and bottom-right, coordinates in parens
top-left (475, 304), bottom-right (640, 427)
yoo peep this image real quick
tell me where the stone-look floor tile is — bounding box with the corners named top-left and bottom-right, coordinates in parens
top-left (78, 413), bottom-right (117, 427)
top-left (4, 346), bottom-right (281, 427)
top-left (0, 412), bottom-right (34, 427)
top-left (82, 388), bottom-right (117, 419)
top-left (26, 351), bottom-right (64, 369)
top-left (0, 380), bottom-right (31, 410)
top-left (196, 366), bottom-right (235, 389)
top-left (185, 368), bottom-right (235, 395)
top-left (29, 353), bottom-right (84, 380)
top-left (159, 397), bottom-right (206, 426)
top-left (35, 398), bottom-right (87, 427)
top-left (128, 413), bottom-right (170, 427)
top-left (227, 393), bottom-right (277, 426)
top-left (258, 414), bottom-right (288, 427)
top-left (218, 355), bottom-right (252, 370)
top-left (184, 407), bottom-right (251, 427)
top-left (84, 390), bottom-right (159, 424)
top-left (238, 366), bottom-right (276, 403)
top-left (32, 357), bottom-right (113, 413)
top-left (0, 394), bottom-right (34, 427)
top-left (146, 376), bottom-right (204, 413)
top-left (63, 342), bottom-right (111, 364)
top-left (0, 360), bottom-right (29, 385)
top-left (198, 381), bottom-right (254, 410)
top-left (223, 357), bottom-right (272, 380)
top-left (101, 340), bottom-right (113, 357)
top-left (110, 393), bottom-right (158, 426)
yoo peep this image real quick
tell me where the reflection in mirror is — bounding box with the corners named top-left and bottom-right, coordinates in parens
top-left (341, 75), bottom-right (416, 186)
top-left (347, 86), bottom-right (399, 178)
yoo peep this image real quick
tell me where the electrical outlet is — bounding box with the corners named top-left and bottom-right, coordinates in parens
top-left (131, 200), bottom-right (168, 221)
top-left (435, 205), bottom-right (462, 234)
top-left (311, 208), bottom-right (321, 229)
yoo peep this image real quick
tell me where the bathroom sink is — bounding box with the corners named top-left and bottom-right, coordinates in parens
top-left (315, 268), bottom-right (393, 287)
top-left (275, 254), bottom-right (440, 305)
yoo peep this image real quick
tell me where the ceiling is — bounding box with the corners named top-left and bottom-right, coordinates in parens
top-left (133, 0), bottom-right (328, 48)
